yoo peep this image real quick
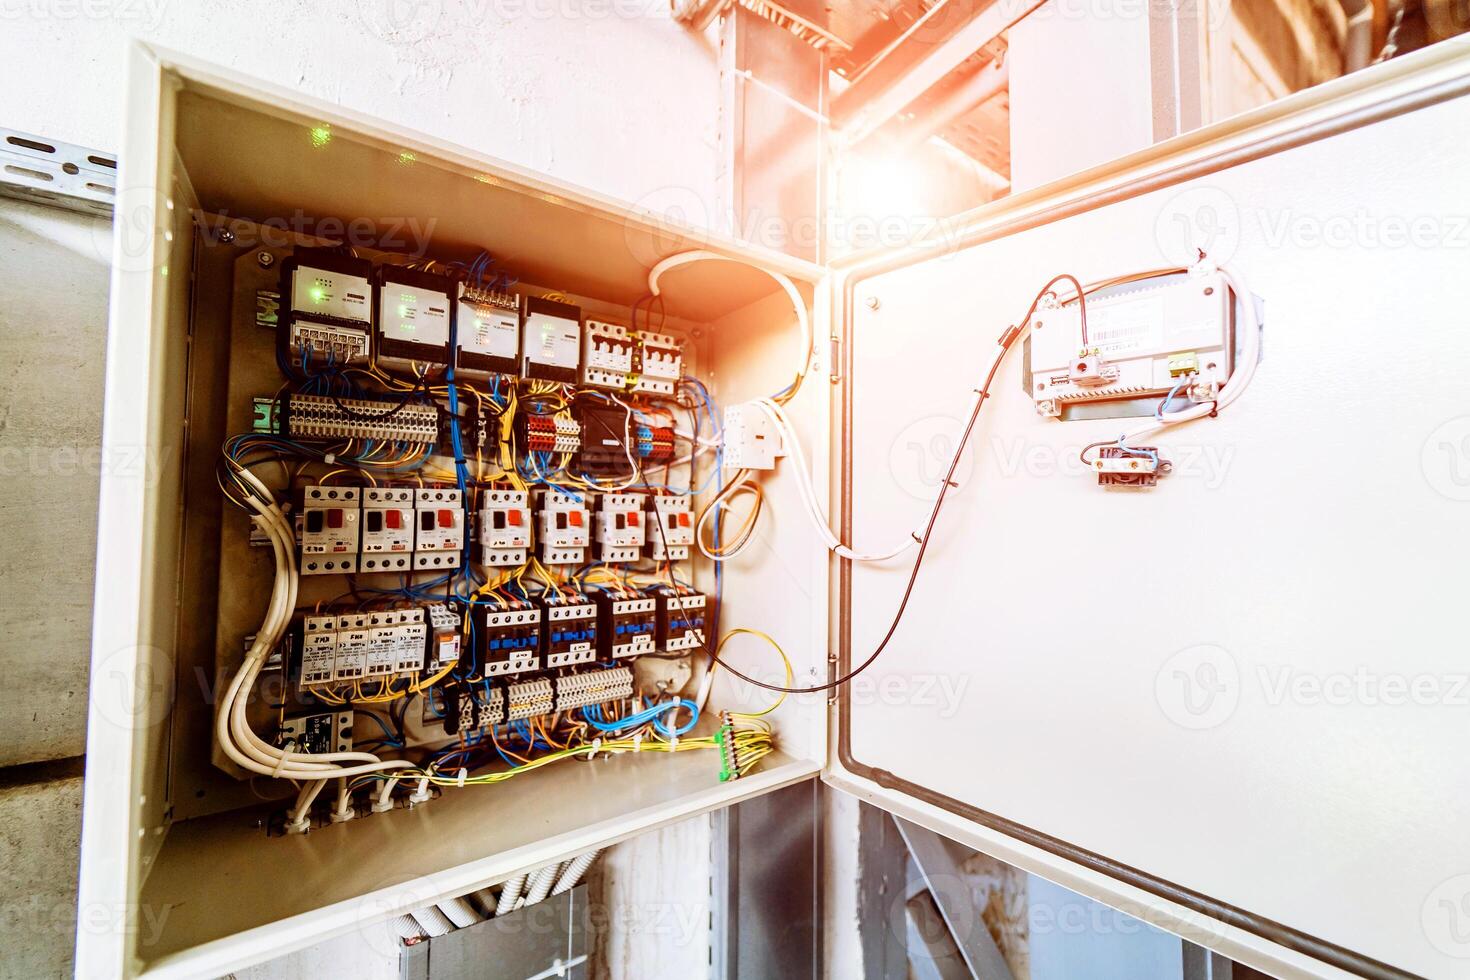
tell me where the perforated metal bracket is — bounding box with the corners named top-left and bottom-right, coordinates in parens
top-left (0, 127), bottom-right (116, 217)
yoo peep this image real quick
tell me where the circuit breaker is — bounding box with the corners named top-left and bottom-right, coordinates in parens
top-left (297, 614), bottom-right (339, 688)
top-left (332, 613), bottom-right (372, 684)
top-left (359, 487), bottom-right (415, 573)
top-left (413, 488), bottom-right (463, 569)
top-left (594, 493), bottom-right (646, 563)
top-left (478, 489), bottom-right (531, 567)
top-left (581, 320), bottom-right (634, 389)
top-left (647, 495), bottom-right (694, 562)
top-left (300, 486), bottom-right (360, 575)
top-left (632, 332), bottom-right (682, 396)
top-left (536, 490), bottom-right (590, 565)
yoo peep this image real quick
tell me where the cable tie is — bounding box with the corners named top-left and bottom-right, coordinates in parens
top-left (632, 731), bottom-right (643, 751)
top-left (589, 738), bottom-right (602, 758)
top-left (456, 768), bottom-right (467, 788)
top-left (1209, 402), bottom-right (1219, 418)
top-left (271, 750), bottom-right (291, 778)
top-left (324, 453), bottom-right (336, 465)
top-left (669, 735), bottom-right (679, 750)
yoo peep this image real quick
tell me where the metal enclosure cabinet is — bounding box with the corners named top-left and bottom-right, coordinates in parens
top-left (80, 39), bottom-right (1470, 980)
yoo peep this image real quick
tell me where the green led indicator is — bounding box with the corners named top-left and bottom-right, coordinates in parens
top-left (310, 125), bottom-right (332, 148)
top-left (310, 286), bottom-right (326, 303)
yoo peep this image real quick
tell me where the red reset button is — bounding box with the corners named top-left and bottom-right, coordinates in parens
top-left (437, 509), bottom-right (456, 527)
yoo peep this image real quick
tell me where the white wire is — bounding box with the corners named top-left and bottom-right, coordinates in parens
top-left (647, 250), bottom-right (811, 394)
top-left (752, 399), bottom-right (915, 563)
top-left (1117, 262), bottom-right (1261, 446)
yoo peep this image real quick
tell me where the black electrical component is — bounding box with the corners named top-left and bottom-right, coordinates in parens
top-left (439, 400), bottom-right (497, 457)
top-left (473, 599), bottom-right (543, 677)
top-left (538, 593), bottom-right (598, 669)
top-left (651, 586), bottom-right (709, 653)
top-left (576, 404), bottom-right (635, 478)
top-left (593, 590), bottom-right (657, 660)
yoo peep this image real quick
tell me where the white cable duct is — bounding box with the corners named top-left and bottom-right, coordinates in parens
top-left (551, 849), bottom-right (602, 895)
top-left (409, 906), bottom-right (455, 938)
top-left (521, 863), bottom-right (562, 907)
top-left (390, 915), bottom-right (426, 942)
top-left (495, 874), bottom-right (528, 916)
top-left (436, 897), bottom-right (482, 928)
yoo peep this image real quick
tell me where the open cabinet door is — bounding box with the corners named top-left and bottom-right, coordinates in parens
top-left (826, 42), bottom-right (1470, 980)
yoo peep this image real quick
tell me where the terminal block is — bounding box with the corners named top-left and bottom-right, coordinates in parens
top-left (539, 593), bottom-right (598, 669)
top-left (646, 495), bottom-right (694, 562)
top-left (376, 265), bottom-right (452, 371)
top-left (478, 489), bottom-right (531, 567)
top-left (581, 320), bottom-right (634, 389)
top-left (556, 666), bottom-right (634, 713)
top-left (300, 486), bottom-right (359, 575)
top-left (594, 492), bottom-right (647, 563)
top-left (521, 296), bottom-right (582, 383)
top-left (634, 423), bottom-right (675, 465)
top-left (413, 488), bottom-right (463, 570)
top-left (1094, 445), bottom-right (1166, 488)
top-left (474, 599), bottom-right (542, 677)
top-left (280, 393), bottom-right (439, 444)
top-left (425, 604), bottom-right (462, 672)
top-left (536, 490), bottom-right (590, 565)
top-left (594, 590), bottom-right (657, 660)
top-left (279, 248), bottom-right (373, 369)
top-left (632, 332), bottom-right (682, 396)
top-left (456, 285), bottom-right (520, 378)
top-left (359, 487), bottom-right (415, 572)
top-left (505, 676), bottom-right (556, 721)
top-left (521, 412), bottom-right (581, 455)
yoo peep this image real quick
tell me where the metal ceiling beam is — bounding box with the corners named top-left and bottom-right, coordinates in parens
top-left (831, 0), bottom-right (1042, 145)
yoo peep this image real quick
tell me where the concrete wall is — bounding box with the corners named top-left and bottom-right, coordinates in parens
top-left (0, 3), bottom-right (729, 976)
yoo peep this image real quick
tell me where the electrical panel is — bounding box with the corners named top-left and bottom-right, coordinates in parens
top-left (647, 495), bottom-right (694, 562)
top-left (539, 594), bottom-right (598, 669)
top-left (632, 332), bottom-right (682, 396)
top-left (536, 490), bottom-right (590, 565)
top-left (478, 489), bottom-right (531, 567)
top-left (413, 487), bottom-right (463, 569)
top-left (280, 248), bottom-right (373, 367)
top-left (359, 487), bottom-right (415, 573)
top-left (475, 599), bottom-right (542, 677)
top-left (581, 320), bottom-right (634, 389)
top-left (375, 265), bottom-right (453, 370)
top-left (300, 486), bottom-right (360, 575)
top-left (1029, 272), bottom-right (1232, 417)
top-left (594, 492), bottom-right (647, 563)
top-left (594, 591), bottom-right (658, 660)
top-left (455, 285), bottom-right (521, 378)
top-left (521, 296), bottom-right (582, 382)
